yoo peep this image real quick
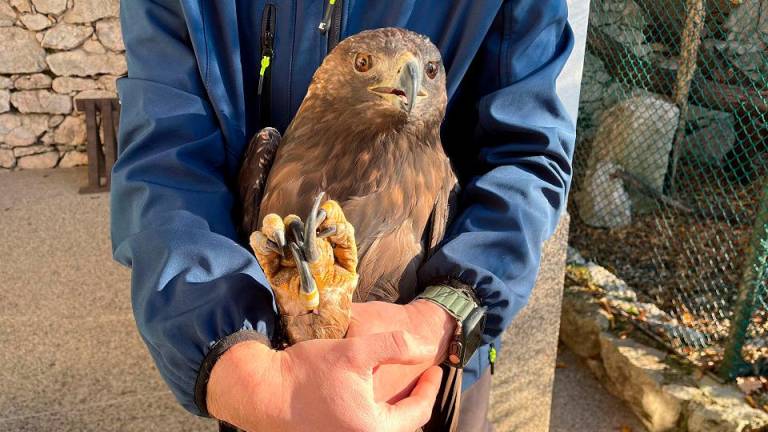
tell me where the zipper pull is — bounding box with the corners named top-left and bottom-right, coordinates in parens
top-left (489, 343), bottom-right (496, 375)
top-left (318, 0), bottom-right (336, 33)
top-left (258, 54), bottom-right (271, 95)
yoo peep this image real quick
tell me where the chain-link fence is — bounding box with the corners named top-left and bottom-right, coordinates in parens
top-left (571, 0), bottom-right (768, 380)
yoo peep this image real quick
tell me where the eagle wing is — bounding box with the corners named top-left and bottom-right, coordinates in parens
top-left (237, 127), bottom-right (281, 240)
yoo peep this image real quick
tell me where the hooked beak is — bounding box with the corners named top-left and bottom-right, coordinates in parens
top-left (369, 55), bottom-right (426, 114)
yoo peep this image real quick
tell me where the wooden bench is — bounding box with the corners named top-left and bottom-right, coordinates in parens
top-left (75, 98), bottom-right (120, 194)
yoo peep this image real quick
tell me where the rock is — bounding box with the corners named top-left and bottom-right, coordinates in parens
top-left (95, 18), bottom-right (122, 51)
top-left (9, 0), bottom-right (30, 12)
top-left (30, 0), bottom-right (67, 14)
top-left (585, 95), bottom-right (679, 214)
top-left (3, 127), bottom-right (37, 146)
top-left (19, 12), bottom-right (51, 30)
top-left (0, 1), bottom-right (16, 27)
top-left (0, 89), bottom-right (9, 113)
top-left (0, 27), bottom-right (47, 73)
top-left (97, 74), bottom-right (118, 92)
top-left (590, 0), bottom-right (652, 59)
top-left (53, 115), bottom-right (84, 145)
top-left (665, 380), bottom-right (768, 432)
top-left (63, 0), bottom-right (118, 24)
top-left (13, 143), bottom-right (47, 157)
top-left (559, 291), bottom-right (612, 358)
top-left (10, 89), bottom-right (71, 114)
top-left (75, 89), bottom-right (115, 100)
top-left (58, 150), bottom-right (86, 167)
top-left (0, 148), bottom-right (14, 168)
top-left (600, 334), bottom-right (682, 431)
top-left (47, 114), bottom-right (62, 127)
top-left (575, 160), bottom-right (632, 228)
top-left (52, 76), bottom-right (98, 94)
top-left (13, 73), bottom-right (51, 89)
top-left (46, 49), bottom-right (126, 77)
top-left (41, 22), bottom-right (93, 49)
top-left (566, 246), bottom-right (587, 265)
top-left (586, 262), bottom-right (637, 301)
top-left (680, 105), bottom-right (737, 166)
top-left (0, 76), bottom-right (13, 89)
top-left (17, 150), bottom-right (57, 168)
top-left (718, 0), bottom-right (768, 82)
top-left (81, 38), bottom-right (105, 54)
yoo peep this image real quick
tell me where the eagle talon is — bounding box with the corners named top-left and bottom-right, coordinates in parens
top-left (302, 192), bottom-right (326, 263)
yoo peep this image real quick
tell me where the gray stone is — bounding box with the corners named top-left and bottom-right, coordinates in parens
top-left (46, 49), bottom-right (127, 77)
top-left (81, 38), bottom-right (105, 54)
top-left (566, 246), bottom-right (587, 265)
top-left (53, 115), bottom-right (84, 145)
top-left (0, 27), bottom-right (47, 73)
top-left (10, 89), bottom-right (71, 114)
top-left (575, 159), bottom-right (632, 228)
top-left (41, 23), bottom-right (93, 50)
top-left (600, 334), bottom-right (682, 431)
top-left (58, 149), bottom-right (86, 167)
top-left (17, 150), bottom-right (57, 168)
top-left (9, 0), bottom-right (30, 12)
top-left (0, 148), bottom-right (14, 167)
top-left (586, 262), bottom-right (637, 301)
top-left (0, 76), bottom-right (13, 89)
top-left (63, 0), bottom-right (118, 23)
top-left (13, 144), bottom-right (47, 157)
top-left (665, 381), bottom-right (768, 432)
top-left (52, 76), bottom-right (98, 94)
top-left (560, 290), bottom-right (612, 358)
top-left (0, 1), bottom-right (16, 27)
top-left (30, 0), bottom-right (67, 14)
top-left (0, 89), bottom-right (9, 113)
top-left (590, 0), bottom-right (652, 59)
top-left (95, 17), bottom-right (122, 51)
top-left (13, 73), bottom-right (52, 90)
top-left (19, 12), bottom-right (51, 30)
top-left (681, 105), bottom-right (737, 166)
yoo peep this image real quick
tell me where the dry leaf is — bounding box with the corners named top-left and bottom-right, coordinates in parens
top-left (745, 395), bottom-right (758, 409)
top-left (737, 377), bottom-right (763, 395)
top-left (556, 361), bottom-right (568, 369)
top-left (619, 426), bottom-right (633, 432)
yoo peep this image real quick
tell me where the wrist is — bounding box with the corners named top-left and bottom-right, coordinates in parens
top-left (407, 299), bottom-right (456, 361)
top-left (207, 340), bottom-right (287, 429)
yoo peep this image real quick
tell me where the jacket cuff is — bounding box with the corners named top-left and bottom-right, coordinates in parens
top-left (193, 330), bottom-right (272, 417)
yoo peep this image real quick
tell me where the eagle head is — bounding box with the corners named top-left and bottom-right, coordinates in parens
top-left (305, 27), bottom-right (447, 130)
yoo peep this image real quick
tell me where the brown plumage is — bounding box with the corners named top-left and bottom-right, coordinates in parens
top-left (240, 28), bottom-right (456, 313)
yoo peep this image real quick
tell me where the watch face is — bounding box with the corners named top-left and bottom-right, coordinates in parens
top-left (461, 306), bottom-right (487, 367)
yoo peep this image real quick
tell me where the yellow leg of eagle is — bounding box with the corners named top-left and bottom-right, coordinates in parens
top-left (250, 197), bottom-right (358, 344)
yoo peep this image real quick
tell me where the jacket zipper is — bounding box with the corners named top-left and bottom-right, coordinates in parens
top-left (320, 0), bottom-right (343, 52)
top-left (258, 3), bottom-right (276, 124)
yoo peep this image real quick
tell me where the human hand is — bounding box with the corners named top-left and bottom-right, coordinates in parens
top-left (207, 331), bottom-right (443, 432)
top-left (346, 300), bottom-right (456, 403)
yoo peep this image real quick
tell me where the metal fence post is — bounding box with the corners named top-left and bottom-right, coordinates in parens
top-left (720, 178), bottom-right (768, 380)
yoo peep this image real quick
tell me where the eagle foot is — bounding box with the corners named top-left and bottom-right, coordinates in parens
top-left (250, 193), bottom-right (359, 344)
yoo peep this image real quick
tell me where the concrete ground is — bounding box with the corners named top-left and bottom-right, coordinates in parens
top-left (0, 168), bottom-right (644, 431)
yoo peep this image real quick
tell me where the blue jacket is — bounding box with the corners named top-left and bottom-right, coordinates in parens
top-left (112, 0), bottom-right (575, 416)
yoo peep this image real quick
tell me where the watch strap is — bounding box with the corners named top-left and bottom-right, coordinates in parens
top-left (416, 285), bottom-right (477, 322)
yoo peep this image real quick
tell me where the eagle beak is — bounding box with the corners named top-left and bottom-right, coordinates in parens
top-left (400, 58), bottom-right (421, 115)
top-left (369, 55), bottom-right (426, 115)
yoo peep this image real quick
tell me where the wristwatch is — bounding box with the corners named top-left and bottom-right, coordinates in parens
top-left (415, 284), bottom-right (486, 368)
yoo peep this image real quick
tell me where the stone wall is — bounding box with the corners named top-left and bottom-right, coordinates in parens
top-left (0, 0), bottom-right (123, 170)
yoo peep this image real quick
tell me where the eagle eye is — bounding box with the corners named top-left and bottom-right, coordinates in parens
top-left (425, 61), bottom-right (439, 79)
top-left (354, 53), bottom-right (374, 73)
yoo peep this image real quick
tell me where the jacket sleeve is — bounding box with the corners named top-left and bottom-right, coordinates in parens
top-left (419, 0), bottom-right (576, 343)
top-left (111, 0), bottom-right (277, 416)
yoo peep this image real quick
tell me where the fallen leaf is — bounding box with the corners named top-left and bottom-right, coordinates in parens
top-left (737, 377), bottom-right (763, 395)
top-left (619, 426), bottom-right (633, 432)
top-left (556, 361), bottom-right (568, 369)
top-left (745, 395), bottom-right (758, 409)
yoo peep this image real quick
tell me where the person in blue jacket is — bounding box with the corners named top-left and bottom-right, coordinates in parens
top-left (111, 1), bottom-right (575, 430)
